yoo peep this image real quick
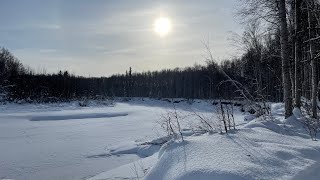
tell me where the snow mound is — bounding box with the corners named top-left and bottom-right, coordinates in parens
top-left (243, 117), bottom-right (284, 133)
top-left (86, 102), bottom-right (320, 180)
top-left (29, 112), bottom-right (128, 121)
top-left (144, 120), bottom-right (320, 180)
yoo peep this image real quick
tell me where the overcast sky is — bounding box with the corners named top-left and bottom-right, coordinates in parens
top-left (0, 0), bottom-right (243, 76)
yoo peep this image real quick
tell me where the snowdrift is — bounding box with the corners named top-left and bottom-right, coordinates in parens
top-left (144, 114), bottom-right (320, 180)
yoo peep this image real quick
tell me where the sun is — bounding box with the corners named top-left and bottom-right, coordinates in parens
top-left (154, 17), bottom-right (171, 37)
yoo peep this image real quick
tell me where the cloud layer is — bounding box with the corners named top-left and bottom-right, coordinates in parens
top-left (0, 0), bottom-right (243, 76)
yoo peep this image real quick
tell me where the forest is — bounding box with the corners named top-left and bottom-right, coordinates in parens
top-left (0, 0), bottom-right (319, 119)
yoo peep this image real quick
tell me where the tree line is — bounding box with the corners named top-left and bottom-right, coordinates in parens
top-left (0, 46), bottom-right (277, 102)
top-left (0, 49), bottom-right (239, 102)
top-left (0, 0), bottom-right (319, 121)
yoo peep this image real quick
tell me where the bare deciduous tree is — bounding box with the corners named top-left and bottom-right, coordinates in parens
top-left (279, 0), bottom-right (293, 118)
top-left (294, 0), bottom-right (302, 108)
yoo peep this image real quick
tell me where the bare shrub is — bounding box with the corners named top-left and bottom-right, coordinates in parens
top-left (192, 110), bottom-right (223, 134)
top-left (225, 102), bottom-right (236, 130)
top-left (158, 103), bottom-right (185, 141)
top-left (205, 40), bottom-right (270, 120)
top-left (216, 100), bottom-right (237, 133)
top-left (192, 100), bottom-right (237, 134)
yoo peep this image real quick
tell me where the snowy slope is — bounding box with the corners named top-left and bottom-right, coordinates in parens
top-left (145, 125), bottom-right (320, 179)
top-left (1, 99), bottom-right (319, 180)
top-left (89, 102), bottom-right (320, 180)
top-left (144, 104), bottom-right (320, 180)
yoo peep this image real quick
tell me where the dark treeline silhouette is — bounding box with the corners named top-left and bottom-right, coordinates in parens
top-left (0, 45), bottom-right (282, 103)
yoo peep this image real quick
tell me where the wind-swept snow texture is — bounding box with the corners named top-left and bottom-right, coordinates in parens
top-left (90, 102), bottom-right (320, 180)
top-left (1, 99), bottom-right (320, 180)
top-left (145, 127), bottom-right (320, 180)
top-left (1, 99), bottom-right (232, 180)
top-left (144, 104), bottom-right (320, 180)
top-left (0, 100), bottom-right (171, 180)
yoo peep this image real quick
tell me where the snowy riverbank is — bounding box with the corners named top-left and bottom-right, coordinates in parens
top-left (0, 99), bottom-right (319, 180)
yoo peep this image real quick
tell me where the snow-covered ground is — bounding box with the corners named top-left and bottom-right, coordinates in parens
top-left (0, 99), bottom-right (227, 180)
top-left (0, 99), bottom-right (319, 180)
top-left (0, 99), bottom-right (165, 180)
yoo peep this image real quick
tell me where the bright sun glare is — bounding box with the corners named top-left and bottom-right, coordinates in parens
top-left (154, 17), bottom-right (171, 37)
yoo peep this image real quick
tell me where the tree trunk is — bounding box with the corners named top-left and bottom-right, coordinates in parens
top-left (279, 0), bottom-right (293, 118)
top-left (290, 62), bottom-right (295, 100)
top-left (308, 7), bottom-right (317, 118)
top-left (294, 0), bottom-right (302, 108)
